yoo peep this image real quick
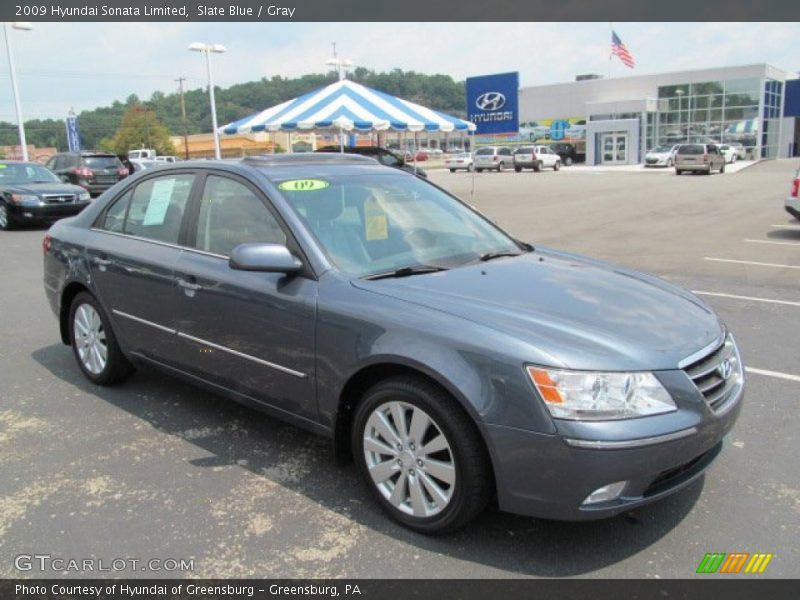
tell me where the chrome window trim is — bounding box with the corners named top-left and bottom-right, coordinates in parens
top-left (90, 228), bottom-right (228, 260)
top-left (112, 309), bottom-right (177, 334)
top-left (564, 427), bottom-right (698, 450)
top-left (176, 331), bottom-right (307, 379)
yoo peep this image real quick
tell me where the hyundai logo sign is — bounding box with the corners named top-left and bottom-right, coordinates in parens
top-left (475, 92), bottom-right (506, 111)
top-left (466, 72), bottom-right (519, 135)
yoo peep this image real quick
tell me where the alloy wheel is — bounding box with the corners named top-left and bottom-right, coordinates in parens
top-left (362, 401), bottom-right (455, 518)
top-left (0, 204), bottom-right (8, 229)
top-left (73, 303), bottom-right (108, 374)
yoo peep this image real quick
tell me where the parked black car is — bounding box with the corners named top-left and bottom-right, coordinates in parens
top-left (549, 143), bottom-right (583, 166)
top-left (315, 146), bottom-right (427, 178)
top-left (45, 151), bottom-right (129, 197)
top-left (0, 160), bottom-right (92, 230)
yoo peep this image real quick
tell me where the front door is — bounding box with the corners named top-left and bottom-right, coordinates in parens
top-left (600, 133), bottom-right (628, 164)
top-left (172, 173), bottom-right (318, 422)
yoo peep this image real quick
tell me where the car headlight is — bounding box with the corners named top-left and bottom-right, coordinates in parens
top-left (527, 366), bottom-right (677, 420)
top-left (10, 193), bottom-right (40, 206)
top-left (78, 191), bottom-right (91, 201)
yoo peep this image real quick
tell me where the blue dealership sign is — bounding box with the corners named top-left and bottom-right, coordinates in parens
top-left (65, 110), bottom-right (81, 152)
top-left (466, 72), bottom-right (519, 135)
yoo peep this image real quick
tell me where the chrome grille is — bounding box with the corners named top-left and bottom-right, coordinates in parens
top-left (43, 193), bottom-right (76, 204)
top-left (683, 336), bottom-right (742, 413)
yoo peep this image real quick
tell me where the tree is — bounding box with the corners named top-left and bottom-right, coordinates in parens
top-left (110, 104), bottom-right (175, 156)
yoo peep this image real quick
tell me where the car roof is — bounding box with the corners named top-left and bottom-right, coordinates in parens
top-left (0, 160), bottom-right (41, 166)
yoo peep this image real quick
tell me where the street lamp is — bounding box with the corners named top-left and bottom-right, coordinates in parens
top-left (3, 22), bottom-right (33, 161)
top-left (188, 42), bottom-right (226, 159)
top-left (675, 89), bottom-right (686, 143)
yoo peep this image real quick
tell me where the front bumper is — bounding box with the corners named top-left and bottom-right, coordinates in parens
top-left (8, 201), bottom-right (90, 222)
top-left (486, 377), bottom-right (743, 521)
top-left (785, 196), bottom-right (800, 220)
top-left (645, 156), bottom-right (671, 167)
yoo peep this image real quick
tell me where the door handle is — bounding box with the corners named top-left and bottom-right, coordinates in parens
top-left (177, 277), bottom-right (203, 296)
top-left (93, 257), bottom-right (112, 271)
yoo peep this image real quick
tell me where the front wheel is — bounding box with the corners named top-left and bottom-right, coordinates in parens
top-left (675, 169), bottom-right (683, 175)
top-left (497, 162), bottom-right (504, 172)
top-left (476, 168), bottom-right (483, 173)
top-left (353, 377), bottom-right (493, 535)
top-left (719, 162), bottom-right (725, 174)
top-left (564, 157), bottom-right (573, 166)
top-left (553, 161), bottom-right (561, 171)
top-left (449, 168), bottom-right (456, 173)
top-left (514, 166), bottom-right (522, 172)
top-left (69, 292), bottom-right (134, 385)
top-left (467, 164), bottom-right (474, 172)
top-left (0, 201), bottom-right (15, 231)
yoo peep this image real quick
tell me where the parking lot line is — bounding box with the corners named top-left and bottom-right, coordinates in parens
top-left (745, 239), bottom-right (800, 247)
top-left (692, 290), bottom-right (800, 307)
top-left (704, 257), bottom-right (800, 269)
top-left (745, 367), bottom-right (800, 383)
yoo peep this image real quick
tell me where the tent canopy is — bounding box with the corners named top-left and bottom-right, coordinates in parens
top-left (220, 79), bottom-right (475, 135)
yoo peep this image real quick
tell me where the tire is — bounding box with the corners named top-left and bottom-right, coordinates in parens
top-left (476, 168), bottom-right (483, 173)
top-left (667, 159), bottom-right (673, 168)
top-left (564, 157), bottom-right (573, 166)
top-left (719, 162), bottom-right (725, 174)
top-left (467, 164), bottom-right (474, 172)
top-left (533, 162), bottom-right (542, 172)
top-left (449, 169), bottom-right (456, 173)
top-left (497, 162), bottom-right (504, 172)
top-left (553, 161), bottom-right (561, 171)
top-left (69, 291), bottom-right (134, 385)
top-left (0, 201), bottom-right (15, 231)
top-left (514, 166), bottom-right (522, 173)
top-left (675, 169), bottom-right (682, 175)
top-left (352, 376), bottom-right (493, 535)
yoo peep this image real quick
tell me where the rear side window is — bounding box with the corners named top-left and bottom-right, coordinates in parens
top-left (124, 174), bottom-right (195, 244)
top-left (475, 148), bottom-right (494, 156)
top-left (515, 147), bottom-right (534, 154)
top-left (99, 190), bottom-right (132, 233)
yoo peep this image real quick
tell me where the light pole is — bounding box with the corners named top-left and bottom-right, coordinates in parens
top-left (3, 22), bottom-right (33, 161)
top-left (676, 89), bottom-right (686, 143)
top-left (189, 42), bottom-right (226, 159)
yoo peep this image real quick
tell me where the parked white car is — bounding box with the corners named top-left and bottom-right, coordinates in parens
top-left (644, 144), bottom-right (680, 168)
top-left (444, 153), bottom-right (474, 172)
top-left (786, 166), bottom-right (800, 220)
top-left (718, 145), bottom-right (738, 164)
top-left (513, 145), bottom-right (561, 172)
top-left (728, 142), bottom-right (747, 160)
top-left (155, 156), bottom-right (178, 163)
top-left (474, 146), bottom-right (515, 172)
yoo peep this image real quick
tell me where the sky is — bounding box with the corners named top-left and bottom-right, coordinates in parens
top-left (1, 21), bottom-right (798, 122)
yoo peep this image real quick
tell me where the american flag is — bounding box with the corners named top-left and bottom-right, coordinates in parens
top-left (611, 31), bottom-right (635, 69)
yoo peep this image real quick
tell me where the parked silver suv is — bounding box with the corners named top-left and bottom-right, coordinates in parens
top-left (674, 143), bottom-right (726, 175)
top-left (474, 146), bottom-right (514, 172)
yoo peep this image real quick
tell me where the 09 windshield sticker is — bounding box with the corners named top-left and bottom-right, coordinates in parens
top-left (277, 179), bottom-right (329, 192)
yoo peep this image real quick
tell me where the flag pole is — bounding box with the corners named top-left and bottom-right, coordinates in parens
top-left (607, 23), bottom-right (613, 79)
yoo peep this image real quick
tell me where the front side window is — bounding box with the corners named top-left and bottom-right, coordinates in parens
top-left (194, 175), bottom-right (286, 256)
top-left (276, 173), bottom-right (520, 277)
top-left (124, 174), bottom-right (195, 243)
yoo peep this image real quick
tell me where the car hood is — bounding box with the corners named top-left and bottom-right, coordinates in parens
top-left (353, 251), bottom-right (724, 371)
top-left (2, 182), bottom-right (87, 196)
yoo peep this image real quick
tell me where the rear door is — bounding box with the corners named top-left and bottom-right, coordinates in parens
top-left (171, 172), bottom-right (318, 421)
top-left (87, 171), bottom-right (198, 362)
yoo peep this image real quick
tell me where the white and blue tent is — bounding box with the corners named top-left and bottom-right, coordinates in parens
top-left (220, 79), bottom-right (475, 135)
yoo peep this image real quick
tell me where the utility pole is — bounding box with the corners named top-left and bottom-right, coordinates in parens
top-left (175, 76), bottom-right (190, 159)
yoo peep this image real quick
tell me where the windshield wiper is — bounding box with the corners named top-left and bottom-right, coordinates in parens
top-left (479, 251), bottom-right (523, 262)
top-left (363, 265), bottom-right (448, 280)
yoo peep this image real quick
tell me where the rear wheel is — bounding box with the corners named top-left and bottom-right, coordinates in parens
top-left (533, 162), bottom-right (542, 172)
top-left (675, 169), bottom-right (683, 175)
top-left (553, 161), bottom-right (561, 171)
top-left (497, 162), bottom-right (504, 172)
top-left (564, 156), bottom-right (573, 166)
top-left (353, 376), bottom-right (493, 535)
top-left (514, 166), bottom-right (522, 172)
top-left (0, 201), bottom-right (15, 231)
top-left (449, 168), bottom-right (456, 173)
top-left (69, 292), bottom-right (134, 385)
top-left (719, 162), bottom-right (725, 174)
top-left (476, 168), bottom-right (483, 173)
top-left (467, 164), bottom-right (474, 172)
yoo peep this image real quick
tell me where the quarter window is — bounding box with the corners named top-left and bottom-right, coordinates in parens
top-left (99, 189), bottom-right (132, 233)
top-left (194, 175), bottom-right (286, 256)
top-left (124, 174), bottom-right (195, 244)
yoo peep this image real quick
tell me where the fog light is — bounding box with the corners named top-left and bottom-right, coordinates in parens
top-left (582, 481), bottom-right (628, 505)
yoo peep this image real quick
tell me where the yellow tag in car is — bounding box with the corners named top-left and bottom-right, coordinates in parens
top-left (278, 179), bottom-right (329, 192)
top-left (364, 198), bottom-right (388, 241)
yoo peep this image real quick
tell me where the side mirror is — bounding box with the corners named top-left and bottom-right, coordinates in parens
top-left (229, 243), bottom-right (303, 273)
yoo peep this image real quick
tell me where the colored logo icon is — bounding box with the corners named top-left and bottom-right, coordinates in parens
top-left (475, 92), bottom-right (506, 111)
top-left (696, 552), bottom-right (774, 574)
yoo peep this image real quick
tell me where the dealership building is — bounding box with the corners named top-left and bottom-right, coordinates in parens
top-left (517, 63), bottom-right (800, 165)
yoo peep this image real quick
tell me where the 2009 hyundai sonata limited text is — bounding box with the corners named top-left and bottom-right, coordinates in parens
top-left (43, 154), bottom-right (744, 534)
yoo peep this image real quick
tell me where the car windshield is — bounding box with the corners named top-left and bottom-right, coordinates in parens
top-left (652, 145), bottom-right (673, 153)
top-left (0, 163), bottom-right (60, 184)
top-left (83, 156), bottom-right (120, 169)
top-left (276, 173), bottom-right (521, 277)
top-left (515, 147), bottom-right (535, 154)
top-left (679, 144), bottom-right (705, 155)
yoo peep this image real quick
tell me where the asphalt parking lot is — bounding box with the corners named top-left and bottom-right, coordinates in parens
top-left (1, 159), bottom-right (798, 579)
